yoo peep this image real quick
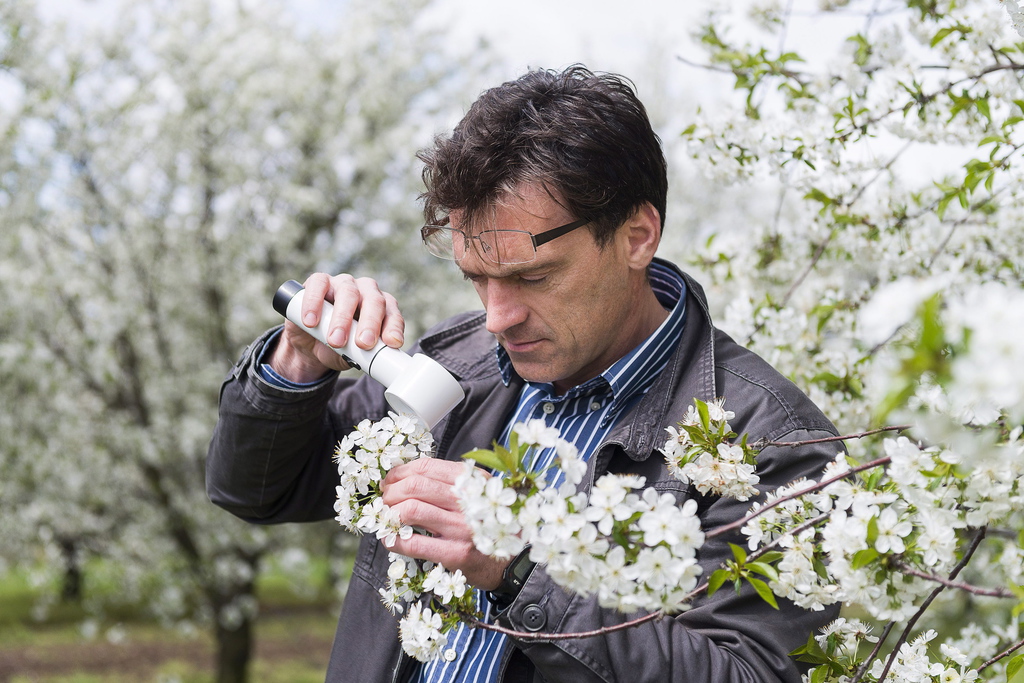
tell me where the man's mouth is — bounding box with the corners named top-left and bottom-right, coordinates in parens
top-left (501, 337), bottom-right (543, 354)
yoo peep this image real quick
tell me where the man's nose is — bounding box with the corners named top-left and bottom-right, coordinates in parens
top-left (484, 281), bottom-right (528, 336)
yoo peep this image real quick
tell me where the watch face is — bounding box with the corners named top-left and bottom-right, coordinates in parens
top-left (506, 545), bottom-right (534, 590)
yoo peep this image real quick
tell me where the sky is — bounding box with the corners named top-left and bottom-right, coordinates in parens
top-left (431, 0), bottom-right (708, 78)
top-left (276, 0), bottom-right (728, 123)
top-left (34, 0), bottom-right (725, 106)
top-left (277, 0), bottom-right (708, 74)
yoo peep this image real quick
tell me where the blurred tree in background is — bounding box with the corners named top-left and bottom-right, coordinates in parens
top-left (0, 0), bottom-right (479, 681)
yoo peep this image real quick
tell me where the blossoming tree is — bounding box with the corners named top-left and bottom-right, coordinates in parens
top-left (673, 1), bottom-right (1024, 678)
top-left (328, 2), bottom-right (1024, 681)
top-left (0, 0), bottom-right (476, 681)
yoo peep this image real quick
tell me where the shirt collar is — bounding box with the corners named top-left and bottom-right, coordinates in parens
top-left (495, 261), bottom-right (688, 406)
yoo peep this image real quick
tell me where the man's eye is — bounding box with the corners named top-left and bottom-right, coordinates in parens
top-left (519, 274), bottom-right (547, 284)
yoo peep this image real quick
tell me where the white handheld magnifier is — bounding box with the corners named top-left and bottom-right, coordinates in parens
top-left (273, 280), bottom-right (465, 429)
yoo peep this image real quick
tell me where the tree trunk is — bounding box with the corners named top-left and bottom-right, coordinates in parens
top-left (214, 612), bottom-right (254, 683)
top-left (58, 538), bottom-right (83, 602)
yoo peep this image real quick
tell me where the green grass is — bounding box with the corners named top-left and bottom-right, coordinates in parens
top-left (0, 559), bottom-right (341, 682)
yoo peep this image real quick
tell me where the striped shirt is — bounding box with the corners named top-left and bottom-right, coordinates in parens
top-left (414, 261), bottom-right (687, 683)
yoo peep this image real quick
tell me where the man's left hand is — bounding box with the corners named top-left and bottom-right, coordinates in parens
top-left (381, 458), bottom-right (507, 590)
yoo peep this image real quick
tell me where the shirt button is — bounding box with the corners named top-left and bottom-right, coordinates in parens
top-left (590, 401), bottom-right (602, 411)
top-left (541, 402), bottom-right (555, 414)
top-left (522, 604), bottom-right (547, 632)
top-left (443, 648), bottom-right (457, 662)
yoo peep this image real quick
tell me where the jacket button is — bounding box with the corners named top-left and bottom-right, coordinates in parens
top-left (522, 604), bottom-right (546, 632)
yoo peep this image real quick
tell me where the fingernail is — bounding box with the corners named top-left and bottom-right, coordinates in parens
top-left (303, 312), bottom-right (316, 326)
top-left (329, 329), bottom-right (344, 347)
top-left (359, 330), bottom-right (375, 346)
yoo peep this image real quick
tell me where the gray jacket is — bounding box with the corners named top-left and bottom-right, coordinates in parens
top-left (207, 260), bottom-right (841, 682)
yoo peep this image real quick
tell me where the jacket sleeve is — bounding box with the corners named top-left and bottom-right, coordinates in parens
top-left (495, 428), bottom-right (842, 683)
top-left (205, 327), bottom-right (391, 524)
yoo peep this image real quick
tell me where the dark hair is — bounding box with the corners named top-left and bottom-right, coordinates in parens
top-left (418, 65), bottom-right (667, 246)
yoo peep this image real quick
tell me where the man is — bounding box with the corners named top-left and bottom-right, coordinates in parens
top-left (207, 66), bottom-right (840, 682)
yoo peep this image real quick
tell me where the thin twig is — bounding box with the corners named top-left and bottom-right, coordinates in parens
top-left (747, 511), bottom-right (831, 563)
top-left (893, 561), bottom-right (1014, 599)
top-left (756, 424), bottom-right (912, 449)
top-left (675, 54), bottom-right (734, 75)
top-left (873, 529), bottom-right (986, 682)
top-left (466, 607), bottom-right (664, 642)
top-left (706, 455), bottom-right (891, 540)
top-left (781, 227), bottom-right (835, 308)
top-left (850, 621), bottom-right (896, 683)
top-left (980, 634), bottom-right (1024, 672)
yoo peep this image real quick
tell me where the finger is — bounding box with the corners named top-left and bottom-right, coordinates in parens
top-left (391, 531), bottom-right (474, 561)
top-left (351, 277), bottom-right (389, 350)
top-left (387, 530), bottom-right (474, 568)
top-left (382, 465), bottom-right (464, 513)
top-left (386, 528), bottom-right (506, 591)
top-left (325, 274), bottom-right (360, 348)
top-left (385, 458), bottom-right (466, 488)
top-left (300, 273), bottom-right (332, 327)
top-left (381, 292), bottom-right (405, 348)
top-left (390, 499), bottom-right (470, 540)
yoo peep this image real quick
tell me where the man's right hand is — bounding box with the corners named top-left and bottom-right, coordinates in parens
top-left (269, 272), bottom-right (406, 384)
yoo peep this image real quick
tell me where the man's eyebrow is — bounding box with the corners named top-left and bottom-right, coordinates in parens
top-left (459, 262), bottom-right (545, 281)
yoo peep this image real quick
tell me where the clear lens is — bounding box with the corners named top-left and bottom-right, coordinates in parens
top-left (477, 230), bottom-right (535, 265)
top-left (422, 226), bottom-right (538, 265)
top-left (422, 225), bottom-right (457, 260)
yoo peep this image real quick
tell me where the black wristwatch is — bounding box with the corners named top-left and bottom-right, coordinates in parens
top-left (487, 544), bottom-right (535, 608)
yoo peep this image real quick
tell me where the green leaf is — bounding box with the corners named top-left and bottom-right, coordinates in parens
top-left (813, 557), bottom-right (830, 580)
top-left (707, 569), bottom-right (729, 596)
top-left (461, 448), bottom-right (506, 472)
top-left (804, 188), bottom-right (834, 208)
top-left (729, 543), bottom-right (748, 565)
top-left (747, 577), bottom-right (779, 609)
top-left (930, 27), bottom-right (955, 47)
top-left (851, 548), bottom-right (879, 569)
top-left (1008, 653), bottom-right (1024, 681)
top-left (791, 632), bottom-right (830, 663)
top-left (696, 399), bottom-right (711, 431)
top-left (979, 135), bottom-right (1006, 146)
top-left (976, 97), bottom-right (991, 122)
top-left (747, 561), bottom-right (780, 582)
top-left (494, 444), bottom-right (519, 472)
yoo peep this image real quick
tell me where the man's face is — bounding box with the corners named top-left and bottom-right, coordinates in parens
top-left (455, 186), bottom-right (658, 394)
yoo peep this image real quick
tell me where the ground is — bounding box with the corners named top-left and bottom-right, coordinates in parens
top-left (0, 606), bottom-right (336, 683)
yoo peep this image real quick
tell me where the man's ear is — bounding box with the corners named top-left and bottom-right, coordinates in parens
top-left (620, 202), bottom-right (662, 269)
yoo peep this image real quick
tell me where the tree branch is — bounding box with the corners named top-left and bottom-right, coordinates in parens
top-left (465, 607), bottom-right (665, 642)
top-left (706, 453), bottom-right (892, 540)
top-left (980, 634), bottom-right (1024, 673)
top-left (892, 561), bottom-right (1014, 599)
top-left (872, 528), bottom-right (986, 682)
top-left (755, 424), bottom-right (912, 449)
top-left (850, 620), bottom-right (896, 683)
